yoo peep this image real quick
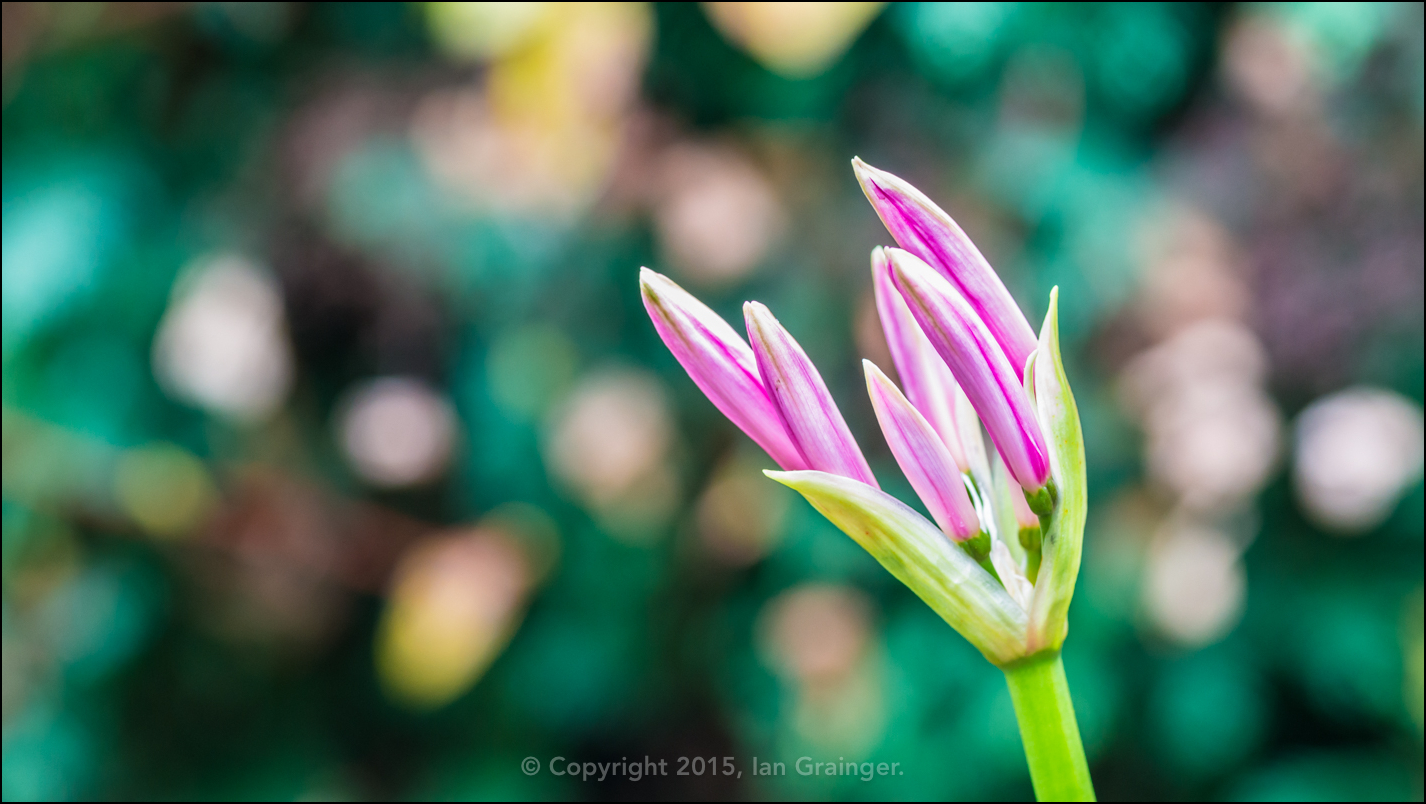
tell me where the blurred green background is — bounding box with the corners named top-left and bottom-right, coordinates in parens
top-left (2, 2), bottom-right (1423, 800)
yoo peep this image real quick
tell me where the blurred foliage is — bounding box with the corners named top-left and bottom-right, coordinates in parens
top-left (2, 2), bottom-right (1423, 801)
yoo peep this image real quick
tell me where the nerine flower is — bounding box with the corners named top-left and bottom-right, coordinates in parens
top-left (640, 161), bottom-right (1093, 801)
top-left (638, 162), bottom-right (1086, 663)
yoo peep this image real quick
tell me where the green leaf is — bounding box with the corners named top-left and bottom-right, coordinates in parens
top-left (765, 469), bottom-right (1028, 665)
top-left (1026, 287), bottom-right (1088, 654)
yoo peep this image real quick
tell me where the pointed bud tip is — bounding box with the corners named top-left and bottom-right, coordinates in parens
top-left (1039, 286), bottom-right (1061, 344)
top-left (850, 156), bottom-right (898, 188)
top-left (640, 271), bottom-right (688, 318)
top-left (862, 358), bottom-right (891, 385)
top-left (639, 266), bottom-right (672, 296)
top-left (743, 299), bottom-right (774, 322)
top-left (863, 360), bottom-right (902, 404)
top-left (851, 157), bottom-right (888, 202)
top-left (862, 359), bottom-right (890, 390)
top-left (883, 246), bottom-right (931, 281)
top-left (742, 300), bottom-right (782, 358)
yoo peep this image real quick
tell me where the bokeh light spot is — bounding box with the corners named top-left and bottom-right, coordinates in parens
top-left (899, 1), bottom-right (1015, 84)
top-left (702, 2), bottom-right (884, 78)
top-left (376, 529), bottom-right (532, 710)
top-left (1293, 387), bottom-right (1425, 533)
top-left (152, 253), bottom-right (294, 422)
top-left (424, 1), bottom-right (549, 60)
top-left (544, 368), bottom-right (676, 531)
top-left (114, 443), bottom-right (217, 540)
top-left (337, 377), bottom-right (458, 488)
top-left (696, 454), bottom-right (790, 565)
top-left (1097, 7), bottom-right (1189, 116)
top-left (654, 142), bottom-right (784, 286)
top-left (2, 177), bottom-right (125, 355)
top-left (1142, 518), bottom-right (1246, 647)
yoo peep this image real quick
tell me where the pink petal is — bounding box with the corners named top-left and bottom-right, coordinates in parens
top-left (853, 158), bottom-right (1038, 373)
top-left (886, 248), bottom-right (1051, 492)
top-left (871, 246), bottom-right (970, 472)
top-left (743, 301), bottom-right (878, 488)
top-left (865, 360), bottom-right (981, 541)
top-left (640, 268), bottom-right (806, 470)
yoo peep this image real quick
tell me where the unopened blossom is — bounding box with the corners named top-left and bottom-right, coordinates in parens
top-left (640, 267), bottom-right (805, 471)
top-left (853, 157), bottom-right (1038, 373)
top-left (639, 160), bottom-right (1085, 669)
top-left (641, 158), bottom-right (1094, 801)
top-left (640, 269), bottom-right (875, 485)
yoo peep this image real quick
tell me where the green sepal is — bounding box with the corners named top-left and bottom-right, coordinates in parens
top-left (959, 530), bottom-right (1001, 582)
top-left (1020, 524), bottom-right (1043, 581)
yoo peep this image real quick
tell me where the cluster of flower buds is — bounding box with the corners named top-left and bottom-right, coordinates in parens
top-left (639, 160), bottom-right (1086, 665)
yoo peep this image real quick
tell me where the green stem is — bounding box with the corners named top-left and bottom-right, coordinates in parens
top-left (1003, 652), bottom-right (1095, 801)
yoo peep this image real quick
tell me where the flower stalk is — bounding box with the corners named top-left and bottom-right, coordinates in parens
top-left (639, 159), bottom-right (1094, 801)
top-left (1003, 652), bottom-right (1095, 801)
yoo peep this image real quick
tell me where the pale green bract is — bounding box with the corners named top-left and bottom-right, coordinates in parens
top-left (764, 469), bottom-right (1029, 665)
top-left (1027, 287), bottom-right (1087, 655)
